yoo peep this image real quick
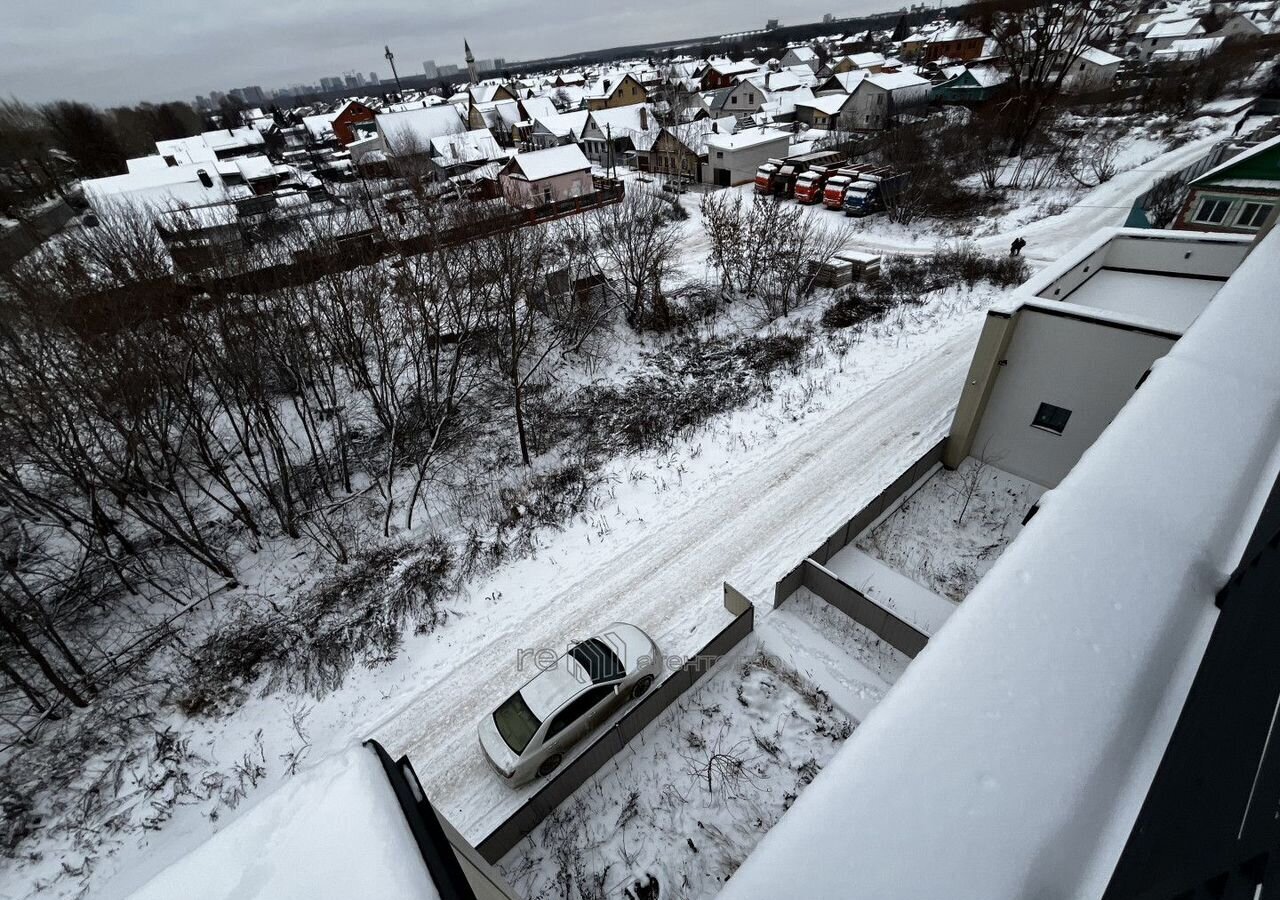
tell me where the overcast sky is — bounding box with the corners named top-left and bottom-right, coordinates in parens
top-left (4, 0), bottom-right (902, 107)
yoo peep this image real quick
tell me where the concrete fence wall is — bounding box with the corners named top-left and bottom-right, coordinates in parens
top-left (801, 559), bottom-right (929, 658)
top-left (476, 588), bottom-right (756, 864)
top-left (774, 439), bottom-right (945, 659)
top-left (774, 438), bottom-right (946, 605)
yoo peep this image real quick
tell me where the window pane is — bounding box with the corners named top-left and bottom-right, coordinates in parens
top-left (1237, 202), bottom-right (1271, 228)
top-left (494, 692), bottom-right (541, 753)
top-left (1032, 402), bottom-right (1072, 435)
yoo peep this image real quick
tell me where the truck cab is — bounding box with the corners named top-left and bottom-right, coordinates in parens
top-left (754, 161), bottom-right (781, 195)
top-left (843, 177), bottom-right (881, 217)
top-left (794, 168), bottom-right (829, 204)
top-left (823, 174), bottom-right (853, 210)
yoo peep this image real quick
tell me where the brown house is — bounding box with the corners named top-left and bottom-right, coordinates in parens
top-left (585, 74), bottom-right (649, 110)
top-left (698, 60), bottom-right (759, 91)
top-left (331, 100), bottom-right (377, 145)
top-left (923, 23), bottom-right (987, 62)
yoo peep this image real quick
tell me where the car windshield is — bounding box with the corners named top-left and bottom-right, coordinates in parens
top-left (493, 691), bottom-right (541, 754)
top-left (568, 638), bottom-right (625, 684)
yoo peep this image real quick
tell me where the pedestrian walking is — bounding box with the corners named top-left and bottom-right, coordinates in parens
top-left (1010, 237), bottom-right (1027, 256)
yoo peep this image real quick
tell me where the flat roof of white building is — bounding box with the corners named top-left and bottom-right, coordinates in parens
top-left (1004, 227), bottom-right (1253, 335)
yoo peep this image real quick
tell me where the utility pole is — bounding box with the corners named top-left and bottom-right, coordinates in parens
top-left (384, 45), bottom-right (403, 97)
top-left (606, 123), bottom-right (614, 179)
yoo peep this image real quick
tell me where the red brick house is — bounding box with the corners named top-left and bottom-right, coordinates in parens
top-left (331, 100), bottom-right (377, 145)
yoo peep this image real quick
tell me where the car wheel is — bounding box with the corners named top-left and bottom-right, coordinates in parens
top-left (632, 675), bottom-right (655, 700)
top-left (537, 754), bottom-right (562, 778)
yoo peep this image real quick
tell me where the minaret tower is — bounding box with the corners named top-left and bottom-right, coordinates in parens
top-left (465, 39), bottom-right (478, 85)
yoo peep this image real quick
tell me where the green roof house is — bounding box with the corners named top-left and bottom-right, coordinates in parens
top-left (1175, 133), bottom-right (1280, 234)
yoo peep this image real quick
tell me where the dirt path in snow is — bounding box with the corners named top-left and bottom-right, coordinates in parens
top-left (370, 324), bottom-right (976, 841)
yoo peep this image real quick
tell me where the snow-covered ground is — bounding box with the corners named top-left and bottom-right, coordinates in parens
top-left (365, 284), bottom-right (995, 844)
top-left (855, 458), bottom-right (1047, 603)
top-left (10, 108), bottom-right (1242, 900)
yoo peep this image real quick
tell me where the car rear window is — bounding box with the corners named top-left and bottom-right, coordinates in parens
top-left (493, 692), bottom-right (541, 754)
top-left (569, 638), bottom-right (625, 684)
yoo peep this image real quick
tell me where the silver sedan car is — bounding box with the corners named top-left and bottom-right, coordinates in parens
top-left (479, 623), bottom-right (662, 785)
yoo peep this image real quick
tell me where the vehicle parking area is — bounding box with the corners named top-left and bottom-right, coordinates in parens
top-left (496, 601), bottom-right (906, 900)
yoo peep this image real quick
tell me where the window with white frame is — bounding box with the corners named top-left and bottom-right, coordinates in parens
top-left (1192, 197), bottom-right (1232, 224)
top-left (1236, 201), bottom-right (1272, 229)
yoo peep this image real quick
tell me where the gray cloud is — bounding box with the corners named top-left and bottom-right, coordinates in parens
top-left (2, 0), bottom-right (896, 106)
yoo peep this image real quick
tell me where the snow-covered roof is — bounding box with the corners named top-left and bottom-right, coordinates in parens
top-left (848, 51), bottom-right (886, 68)
top-left (504, 143), bottom-right (591, 181)
top-left (705, 126), bottom-right (791, 152)
top-left (824, 70), bottom-right (868, 93)
top-left (125, 155), bottom-right (172, 174)
top-left (785, 47), bottom-right (818, 61)
top-left (1077, 45), bottom-right (1123, 66)
top-left (706, 59), bottom-right (759, 77)
top-left (797, 93), bottom-right (852, 116)
top-left (662, 117), bottom-right (739, 155)
top-left (121, 747), bottom-right (442, 900)
top-left (301, 112), bottom-right (339, 142)
top-left (376, 105), bottom-right (468, 153)
top-left (718, 225), bottom-right (1280, 900)
top-left (965, 65), bottom-right (1008, 88)
top-left (865, 71), bottom-right (931, 92)
top-left (1146, 17), bottom-right (1205, 38)
top-left (1190, 132), bottom-right (1280, 187)
top-left (1153, 35), bottom-right (1225, 57)
top-left (531, 109), bottom-right (590, 139)
top-left (585, 104), bottom-right (654, 135)
top-left (430, 128), bottom-right (503, 166)
top-left (928, 22), bottom-right (984, 43)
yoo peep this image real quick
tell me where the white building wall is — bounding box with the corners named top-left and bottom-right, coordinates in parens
top-left (704, 134), bottom-right (790, 185)
top-left (971, 309), bottom-right (1175, 487)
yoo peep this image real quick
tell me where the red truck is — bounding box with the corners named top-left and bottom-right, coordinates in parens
top-left (795, 165), bottom-right (837, 204)
top-left (754, 151), bottom-right (845, 199)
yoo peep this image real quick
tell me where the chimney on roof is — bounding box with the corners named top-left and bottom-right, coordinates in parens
top-left (603, 78), bottom-right (612, 93)
top-left (640, 106), bottom-right (648, 130)
top-left (712, 121), bottom-right (718, 133)
top-left (196, 168), bottom-right (214, 189)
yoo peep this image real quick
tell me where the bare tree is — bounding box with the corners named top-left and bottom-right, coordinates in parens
top-left (584, 187), bottom-right (682, 329)
top-left (966, 0), bottom-right (1110, 157)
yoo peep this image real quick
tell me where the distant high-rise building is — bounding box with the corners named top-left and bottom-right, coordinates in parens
top-left (354, 72), bottom-right (366, 86)
top-left (194, 95), bottom-right (211, 110)
top-left (345, 75), bottom-right (359, 88)
top-left (477, 58), bottom-right (494, 73)
top-left (437, 63), bottom-right (461, 78)
top-left (209, 89), bottom-right (227, 106)
top-left (369, 71), bottom-right (379, 84)
top-left (493, 57), bottom-right (506, 70)
top-left (423, 59), bottom-right (438, 79)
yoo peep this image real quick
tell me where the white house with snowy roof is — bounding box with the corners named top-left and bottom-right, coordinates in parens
top-left (1062, 45), bottom-right (1123, 92)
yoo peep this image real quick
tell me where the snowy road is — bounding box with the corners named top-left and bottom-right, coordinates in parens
top-left (840, 133), bottom-right (1228, 262)
top-left (369, 316), bottom-right (979, 841)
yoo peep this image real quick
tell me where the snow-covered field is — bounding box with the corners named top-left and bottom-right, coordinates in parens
top-left (856, 458), bottom-right (1048, 603)
top-left (4, 113), bottom-right (1246, 900)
